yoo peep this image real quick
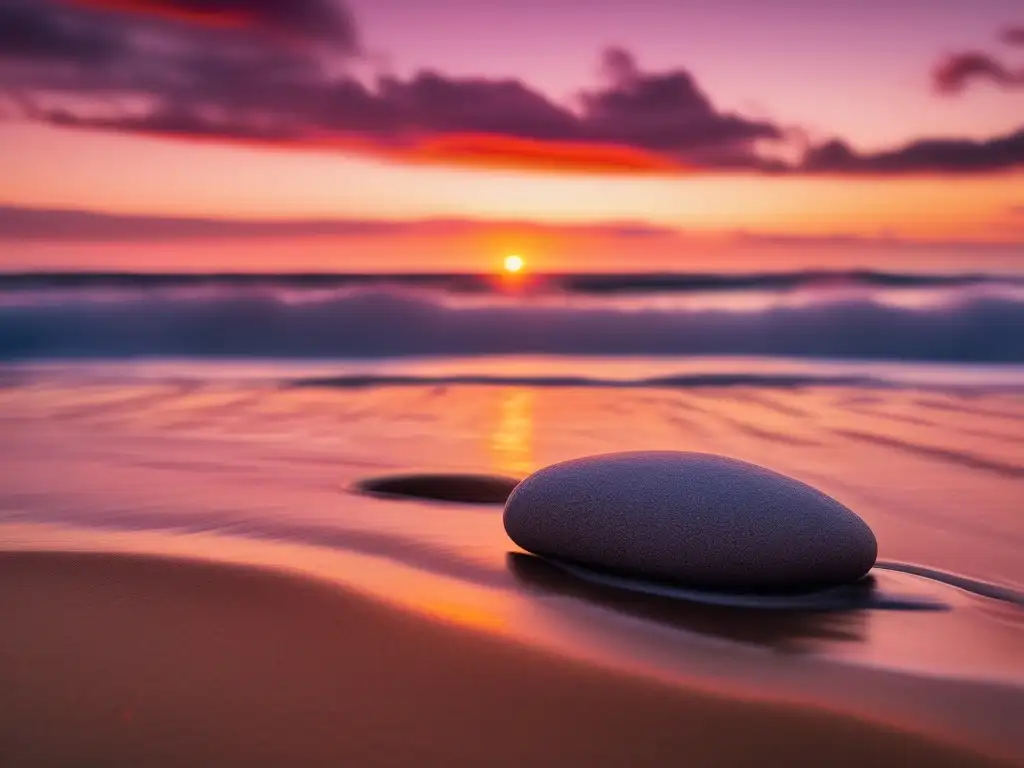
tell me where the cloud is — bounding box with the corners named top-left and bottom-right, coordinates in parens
top-left (0, 0), bottom-right (335, 109)
top-left (0, 1), bottom-right (1021, 175)
top-left (575, 48), bottom-right (783, 167)
top-left (729, 230), bottom-right (1020, 251)
top-left (0, 204), bottom-right (683, 241)
top-left (0, 2), bottom-right (783, 173)
top-left (932, 24), bottom-right (1024, 94)
top-left (932, 52), bottom-right (1023, 94)
top-left (0, 1), bottom-right (130, 67)
top-left (800, 128), bottom-right (1024, 174)
top-left (66, 0), bottom-right (359, 49)
top-left (1003, 26), bottom-right (1024, 47)
top-left (1, 205), bottom-right (1019, 250)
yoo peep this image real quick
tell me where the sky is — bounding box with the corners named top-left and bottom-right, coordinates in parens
top-left (0, 0), bottom-right (1022, 272)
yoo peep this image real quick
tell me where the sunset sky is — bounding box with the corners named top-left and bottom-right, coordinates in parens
top-left (0, 0), bottom-right (1022, 272)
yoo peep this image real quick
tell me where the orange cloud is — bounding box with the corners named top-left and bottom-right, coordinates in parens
top-left (407, 134), bottom-right (686, 175)
top-left (41, 114), bottom-right (686, 175)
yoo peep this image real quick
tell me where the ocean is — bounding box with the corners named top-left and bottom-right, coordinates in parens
top-left (2, 269), bottom-right (1023, 363)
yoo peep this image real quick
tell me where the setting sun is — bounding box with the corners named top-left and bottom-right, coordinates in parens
top-left (504, 255), bottom-right (524, 273)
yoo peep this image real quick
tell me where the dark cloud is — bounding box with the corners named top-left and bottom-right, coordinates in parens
top-left (0, 2), bottom-right (784, 172)
top-left (1003, 26), bottom-right (1024, 47)
top-left (68, 0), bottom-right (359, 50)
top-left (0, 1), bottom-right (129, 67)
top-left (0, 0), bottom-right (1021, 175)
top-left (933, 24), bottom-right (1024, 93)
top-left (932, 51), bottom-right (1023, 94)
top-left (577, 48), bottom-right (782, 165)
top-left (0, 0), bottom-right (330, 105)
top-left (801, 128), bottom-right (1024, 174)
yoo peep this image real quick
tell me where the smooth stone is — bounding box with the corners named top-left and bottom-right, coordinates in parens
top-left (503, 451), bottom-right (877, 592)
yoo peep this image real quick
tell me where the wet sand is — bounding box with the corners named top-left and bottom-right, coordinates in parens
top-left (0, 550), bottom-right (1016, 768)
top-left (2, 369), bottom-right (1023, 765)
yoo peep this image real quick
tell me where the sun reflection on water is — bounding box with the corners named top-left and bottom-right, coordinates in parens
top-left (490, 387), bottom-right (534, 476)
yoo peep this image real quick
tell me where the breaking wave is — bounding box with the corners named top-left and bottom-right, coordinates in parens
top-left (1, 275), bottom-right (1022, 362)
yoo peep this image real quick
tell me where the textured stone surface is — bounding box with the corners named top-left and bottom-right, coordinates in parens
top-left (503, 452), bottom-right (877, 591)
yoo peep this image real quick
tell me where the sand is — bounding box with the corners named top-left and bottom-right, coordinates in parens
top-left (0, 550), bottom-right (1015, 768)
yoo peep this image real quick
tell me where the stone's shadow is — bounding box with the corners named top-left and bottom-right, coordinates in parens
top-left (354, 473), bottom-right (520, 505)
top-left (508, 552), bottom-right (873, 653)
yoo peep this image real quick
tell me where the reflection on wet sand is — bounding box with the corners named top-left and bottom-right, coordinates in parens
top-left (507, 552), bottom-right (870, 653)
top-left (490, 388), bottom-right (534, 476)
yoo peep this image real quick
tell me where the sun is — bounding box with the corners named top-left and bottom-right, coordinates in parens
top-left (503, 254), bottom-right (524, 273)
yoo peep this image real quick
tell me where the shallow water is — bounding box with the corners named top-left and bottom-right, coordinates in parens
top-left (1, 357), bottom-right (1023, 759)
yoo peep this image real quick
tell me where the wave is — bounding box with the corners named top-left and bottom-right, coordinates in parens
top-left (1, 281), bottom-right (1023, 362)
top-left (291, 373), bottom-right (884, 390)
top-left (2, 268), bottom-right (1022, 295)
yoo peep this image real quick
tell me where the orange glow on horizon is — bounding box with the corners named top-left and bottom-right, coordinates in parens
top-left (3, 125), bottom-right (1023, 273)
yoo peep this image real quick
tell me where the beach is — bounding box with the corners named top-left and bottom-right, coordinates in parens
top-left (1, 355), bottom-right (1023, 766)
top-left (4, 0), bottom-right (1023, 759)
